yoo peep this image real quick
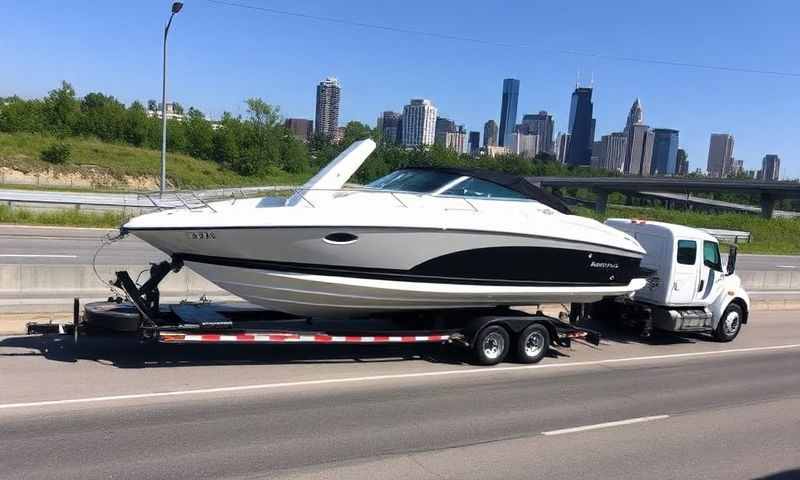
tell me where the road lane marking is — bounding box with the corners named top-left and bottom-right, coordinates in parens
top-left (542, 415), bottom-right (670, 436)
top-left (1, 343), bottom-right (799, 411)
top-left (776, 265), bottom-right (797, 269)
top-left (0, 254), bottom-right (78, 258)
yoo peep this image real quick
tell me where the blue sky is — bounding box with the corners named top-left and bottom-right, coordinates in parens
top-left (2, 0), bottom-right (799, 178)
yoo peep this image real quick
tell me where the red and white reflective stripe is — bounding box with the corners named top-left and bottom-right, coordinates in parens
top-left (159, 332), bottom-right (451, 344)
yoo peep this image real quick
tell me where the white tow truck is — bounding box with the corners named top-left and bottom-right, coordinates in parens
top-left (597, 219), bottom-right (751, 341)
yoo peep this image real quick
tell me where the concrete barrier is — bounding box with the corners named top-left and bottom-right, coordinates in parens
top-left (0, 263), bottom-right (225, 299)
top-left (737, 270), bottom-right (800, 291)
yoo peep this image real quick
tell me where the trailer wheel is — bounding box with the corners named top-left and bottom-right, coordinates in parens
top-left (713, 303), bottom-right (743, 342)
top-left (515, 324), bottom-right (550, 364)
top-left (473, 325), bottom-right (510, 365)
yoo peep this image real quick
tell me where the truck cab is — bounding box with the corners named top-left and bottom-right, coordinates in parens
top-left (603, 219), bottom-right (750, 341)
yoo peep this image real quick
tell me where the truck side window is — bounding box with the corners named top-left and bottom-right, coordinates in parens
top-left (703, 241), bottom-right (722, 271)
top-left (676, 240), bottom-right (697, 265)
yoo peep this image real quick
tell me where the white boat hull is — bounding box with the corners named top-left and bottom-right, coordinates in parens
top-left (187, 261), bottom-right (647, 318)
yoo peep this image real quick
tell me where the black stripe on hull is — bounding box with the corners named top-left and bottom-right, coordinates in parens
top-left (176, 246), bottom-right (642, 287)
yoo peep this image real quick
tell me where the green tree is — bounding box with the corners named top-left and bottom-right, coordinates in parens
top-left (184, 107), bottom-right (214, 160)
top-left (43, 81), bottom-right (79, 135)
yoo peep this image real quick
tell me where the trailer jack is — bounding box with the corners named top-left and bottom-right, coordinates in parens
top-left (113, 258), bottom-right (183, 323)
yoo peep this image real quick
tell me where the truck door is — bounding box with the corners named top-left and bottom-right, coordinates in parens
top-left (671, 239), bottom-right (698, 304)
top-left (696, 241), bottom-right (724, 303)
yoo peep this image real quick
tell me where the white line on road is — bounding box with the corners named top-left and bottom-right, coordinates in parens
top-left (776, 265), bottom-right (798, 269)
top-left (542, 415), bottom-right (670, 436)
top-left (1, 343), bottom-right (799, 411)
top-left (0, 254), bottom-right (78, 258)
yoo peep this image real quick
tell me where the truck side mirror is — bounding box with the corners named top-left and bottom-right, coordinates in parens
top-left (726, 245), bottom-right (738, 275)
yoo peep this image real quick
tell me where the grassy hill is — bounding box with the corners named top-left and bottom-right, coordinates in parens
top-left (0, 132), bottom-right (308, 190)
top-left (576, 205), bottom-right (800, 254)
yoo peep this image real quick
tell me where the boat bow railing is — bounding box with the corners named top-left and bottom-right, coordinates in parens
top-left (289, 187), bottom-right (479, 212)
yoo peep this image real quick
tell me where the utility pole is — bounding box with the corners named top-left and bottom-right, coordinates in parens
top-left (160, 2), bottom-right (183, 195)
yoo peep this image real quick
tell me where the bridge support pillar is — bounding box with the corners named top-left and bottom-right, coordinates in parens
top-left (760, 193), bottom-right (776, 219)
top-left (594, 190), bottom-right (608, 215)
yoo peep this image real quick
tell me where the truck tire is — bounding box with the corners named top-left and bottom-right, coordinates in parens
top-left (713, 303), bottom-right (743, 342)
top-left (514, 324), bottom-right (550, 364)
top-left (473, 325), bottom-right (510, 365)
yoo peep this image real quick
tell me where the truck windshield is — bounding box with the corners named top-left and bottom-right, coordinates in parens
top-left (366, 169), bottom-right (461, 193)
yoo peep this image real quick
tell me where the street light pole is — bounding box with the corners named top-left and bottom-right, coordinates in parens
top-left (160, 2), bottom-right (183, 195)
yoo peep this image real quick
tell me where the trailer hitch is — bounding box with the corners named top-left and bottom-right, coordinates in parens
top-left (113, 258), bottom-right (183, 322)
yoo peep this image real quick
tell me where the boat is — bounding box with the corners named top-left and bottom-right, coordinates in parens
top-left (122, 139), bottom-right (647, 318)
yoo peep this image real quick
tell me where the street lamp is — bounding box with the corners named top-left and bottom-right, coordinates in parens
top-left (160, 1), bottom-right (183, 195)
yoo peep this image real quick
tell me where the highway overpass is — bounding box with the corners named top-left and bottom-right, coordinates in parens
top-left (526, 176), bottom-right (800, 218)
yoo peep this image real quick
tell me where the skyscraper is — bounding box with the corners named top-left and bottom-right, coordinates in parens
top-left (435, 117), bottom-right (457, 138)
top-left (283, 118), bottom-right (313, 143)
top-left (707, 133), bottom-right (735, 178)
top-left (402, 99), bottom-right (437, 147)
top-left (498, 78), bottom-right (520, 147)
top-left (379, 111), bottom-right (402, 144)
top-left (623, 98), bottom-right (644, 172)
top-left (555, 132), bottom-right (570, 164)
top-left (566, 86), bottom-right (594, 166)
top-left (511, 133), bottom-right (540, 158)
top-left (520, 111), bottom-right (555, 154)
top-left (598, 132), bottom-right (627, 172)
top-left (762, 154), bottom-right (781, 181)
top-left (314, 77), bottom-right (341, 139)
top-left (675, 148), bottom-right (689, 176)
top-left (651, 128), bottom-right (680, 175)
top-left (468, 131), bottom-right (480, 155)
top-left (626, 124), bottom-right (655, 175)
top-left (483, 120), bottom-right (498, 147)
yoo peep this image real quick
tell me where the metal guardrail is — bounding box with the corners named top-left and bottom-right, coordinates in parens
top-left (699, 228), bottom-right (752, 244)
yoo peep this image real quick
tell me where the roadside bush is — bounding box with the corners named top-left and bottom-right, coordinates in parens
top-left (40, 142), bottom-right (71, 164)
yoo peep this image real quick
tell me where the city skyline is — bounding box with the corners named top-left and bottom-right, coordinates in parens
top-left (2, 1), bottom-right (797, 177)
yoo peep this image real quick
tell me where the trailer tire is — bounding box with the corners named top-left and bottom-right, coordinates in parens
top-left (713, 303), bottom-right (743, 342)
top-left (473, 325), bottom-right (510, 365)
top-left (514, 324), bottom-right (550, 364)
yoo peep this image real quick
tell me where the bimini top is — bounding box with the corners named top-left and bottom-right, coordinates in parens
top-left (367, 166), bottom-right (573, 215)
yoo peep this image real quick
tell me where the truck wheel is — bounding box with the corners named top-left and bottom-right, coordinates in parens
top-left (473, 325), bottom-right (510, 365)
top-left (713, 304), bottom-right (743, 342)
top-left (515, 324), bottom-right (550, 364)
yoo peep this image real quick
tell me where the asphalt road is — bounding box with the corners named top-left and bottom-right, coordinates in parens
top-left (0, 225), bottom-right (798, 271)
top-left (1, 311), bottom-right (798, 479)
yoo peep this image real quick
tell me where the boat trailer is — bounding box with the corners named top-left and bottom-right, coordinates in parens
top-left (26, 262), bottom-right (601, 366)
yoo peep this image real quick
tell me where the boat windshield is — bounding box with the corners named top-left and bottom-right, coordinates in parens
top-left (366, 169), bottom-right (461, 193)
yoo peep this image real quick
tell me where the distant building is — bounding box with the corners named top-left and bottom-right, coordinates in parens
top-left (435, 117), bottom-right (457, 138)
top-left (333, 126), bottom-right (346, 144)
top-left (565, 86), bottom-right (594, 166)
top-left (486, 145), bottom-right (510, 157)
top-left (625, 124), bottom-right (655, 176)
top-left (675, 148), bottom-right (689, 176)
top-left (379, 111), bottom-right (402, 144)
top-left (520, 111), bottom-right (555, 153)
top-left (731, 159), bottom-right (745, 176)
top-left (622, 98), bottom-right (644, 172)
top-left (707, 133), bottom-right (735, 178)
top-left (483, 120), bottom-right (498, 147)
top-left (555, 132), bottom-right (570, 164)
top-left (435, 131), bottom-right (467, 153)
top-left (315, 77), bottom-right (341, 139)
top-left (651, 128), bottom-right (680, 175)
top-left (283, 118), bottom-right (313, 143)
top-left (402, 99), bottom-right (437, 147)
top-left (762, 154), bottom-right (781, 181)
top-left (468, 131), bottom-right (480, 155)
top-left (498, 79), bottom-right (520, 147)
top-left (146, 102), bottom-right (187, 122)
top-left (511, 132), bottom-right (540, 158)
top-left (598, 132), bottom-right (627, 172)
